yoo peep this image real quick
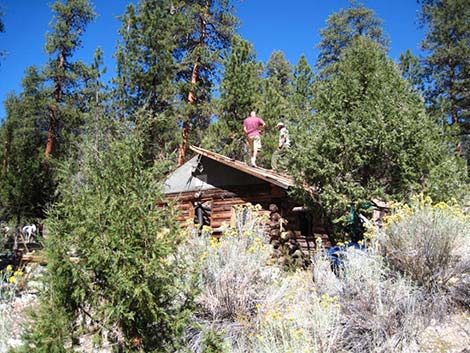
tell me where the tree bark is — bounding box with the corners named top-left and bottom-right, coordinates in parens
top-left (45, 51), bottom-right (65, 158)
top-left (177, 63), bottom-right (199, 166)
top-left (177, 0), bottom-right (209, 166)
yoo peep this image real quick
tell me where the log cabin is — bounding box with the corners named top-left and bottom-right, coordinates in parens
top-left (162, 146), bottom-right (332, 253)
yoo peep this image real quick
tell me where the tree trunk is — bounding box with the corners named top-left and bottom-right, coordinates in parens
top-left (45, 52), bottom-right (65, 158)
top-left (177, 63), bottom-right (199, 166)
top-left (177, 1), bottom-right (209, 166)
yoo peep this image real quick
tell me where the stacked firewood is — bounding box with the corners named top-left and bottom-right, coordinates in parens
top-left (267, 203), bottom-right (309, 268)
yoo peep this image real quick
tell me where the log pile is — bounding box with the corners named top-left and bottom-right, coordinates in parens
top-left (267, 203), bottom-right (310, 268)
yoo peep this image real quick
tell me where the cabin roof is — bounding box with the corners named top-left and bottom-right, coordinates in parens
top-left (189, 146), bottom-right (295, 189)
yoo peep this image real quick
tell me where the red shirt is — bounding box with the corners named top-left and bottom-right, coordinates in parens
top-left (243, 116), bottom-right (265, 137)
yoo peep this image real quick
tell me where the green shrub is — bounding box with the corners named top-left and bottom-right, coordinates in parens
top-left (378, 196), bottom-right (470, 307)
top-left (180, 205), bottom-right (279, 352)
top-left (253, 270), bottom-right (342, 353)
top-left (331, 247), bottom-right (426, 353)
top-left (19, 134), bottom-right (194, 352)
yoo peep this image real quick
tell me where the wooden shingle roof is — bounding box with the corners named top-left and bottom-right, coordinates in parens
top-left (189, 145), bottom-right (295, 189)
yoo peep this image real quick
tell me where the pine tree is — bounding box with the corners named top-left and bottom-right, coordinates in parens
top-left (257, 50), bottom-right (293, 168)
top-left (0, 67), bottom-right (53, 223)
top-left (176, 0), bottom-right (238, 165)
top-left (203, 36), bottom-right (262, 159)
top-left (316, 1), bottom-right (389, 76)
top-left (419, 0), bottom-right (470, 158)
top-left (399, 49), bottom-right (425, 93)
top-left (20, 131), bottom-right (195, 352)
top-left (290, 54), bottom-right (314, 125)
top-left (43, 0), bottom-right (95, 158)
top-left (114, 0), bottom-right (184, 162)
top-left (115, 0), bottom-right (238, 165)
top-left (288, 37), bottom-right (465, 229)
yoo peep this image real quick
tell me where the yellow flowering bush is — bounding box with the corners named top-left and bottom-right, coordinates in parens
top-left (179, 204), bottom-right (278, 350)
top-left (377, 195), bottom-right (470, 303)
top-left (253, 270), bottom-right (342, 353)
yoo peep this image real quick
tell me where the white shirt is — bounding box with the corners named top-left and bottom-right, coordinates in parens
top-left (279, 127), bottom-right (290, 148)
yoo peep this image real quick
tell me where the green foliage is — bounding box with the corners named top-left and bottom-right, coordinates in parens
top-left (43, 0), bottom-right (96, 157)
top-left (200, 329), bottom-right (228, 353)
top-left (378, 198), bottom-right (470, 303)
top-left (288, 37), bottom-right (465, 227)
top-left (114, 0), bottom-right (183, 161)
top-left (45, 0), bottom-right (95, 58)
top-left (316, 1), bottom-right (389, 76)
top-left (0, 68), bottom-right (53, 223)
top-left (203, 36), bottom-right (262, 160)
top-left (116, 0), bottom-right (239, 163)
top-left (290, 54), bottom-right (314, 125)
top-left (257, 51), bottom-right (293, 167)
top-left (398, 49), bottom-right (425, 93)
top-left (419, 0), bottom-right (470, 158)
top-left (21, 132), bottom-right (194, 352)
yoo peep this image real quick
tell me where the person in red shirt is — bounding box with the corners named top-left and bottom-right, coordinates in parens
top-left (243, 111), bottom-right (266, 167)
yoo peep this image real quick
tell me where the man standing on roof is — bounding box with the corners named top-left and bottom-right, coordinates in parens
top-left (243, 111), bottom-right (266, 167)
top-left (271, 121), bottom-right (291, 170)
top-left (276, 121), bottom-right (290, 150)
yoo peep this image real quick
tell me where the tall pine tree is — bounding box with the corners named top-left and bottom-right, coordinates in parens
top-left (115, 0), bottom-right (238, 165)
top-left (419, 0), bottom-right (470, 159)
top-left (176, 0), bottom-right (238, 165)
top-left (114, 0), bottom-right (184, 163)
top-left (290, 54), bottom-right (314, 125)
top-left (0, 67), bottom-right (52, 223)
top-left (43, 0), bottom-right (95, 158)
top-left (203, 36), bottom-right (262, 159)
top-left (316, 1), bottom-right (389, 76)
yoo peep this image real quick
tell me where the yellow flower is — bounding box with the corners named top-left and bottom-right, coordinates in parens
top-left (8, 276), bottom-right (16, 284)
top-left (14, 270), bottom-right (24, 277)
top-left (200, 251), bottom-right (208, 261)
top-left (202, 225), bottom-right (212, 233)
top-left (255, 303), bottom-right (262, 310)
top-left (6, 265), bottom-right (13, 272)
top-left (209, 237), bottom-right (221, 248)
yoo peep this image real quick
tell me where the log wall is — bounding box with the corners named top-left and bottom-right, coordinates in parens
top-left (162, 184), bottom-right (331, 251)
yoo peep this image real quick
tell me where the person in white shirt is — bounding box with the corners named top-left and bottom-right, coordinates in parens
top-left (276, 122), bottom-right (290, 150)
top-left (271, 121), bottom-right (291, 170)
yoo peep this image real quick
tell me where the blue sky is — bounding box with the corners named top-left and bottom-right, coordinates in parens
top-left (0, 0), bottom-right (424, 119)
